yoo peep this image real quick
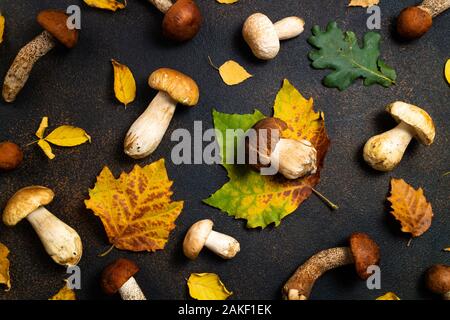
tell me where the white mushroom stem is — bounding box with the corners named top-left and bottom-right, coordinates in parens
top-left (205, 230), bottom-right (240, 259)
top-left (419, 0), bottom-right (450, 17)
top-left (26, 206), bottom-right (82, 267)
top-left (2, 31), bottom-right (56, 103)
top-left (124, 91), bottom-right (177, 159)
top-left (274, 17), bottom-right (305, 40)
top-left (119, 277), bottom-right (147, 300)
top-left (148, 0), bottom-right (173, 13)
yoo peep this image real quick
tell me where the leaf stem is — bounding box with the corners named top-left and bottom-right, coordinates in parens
top-left (406, 238), bottom-right (413, 247)
top-left (24, 140), bottom-right (38, 147)
top-left (312, 188), bottom-right (339, 210)
top-left (207, 56), bottom-right (220, 71)
top-left (98, 244), bottom-right (115, 257)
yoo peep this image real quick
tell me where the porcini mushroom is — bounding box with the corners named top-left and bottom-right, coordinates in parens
top-left (0, 141), bottom-right (23, 171)
top-left (124, 68), bottom-right (199, 159)
top-left (397, 0), bottom-right (450, 39)
top-left (101, 258), bottom-right (146, 300)
top-left (283, 233), bottom-right (380, 300)
top-left (246, 117), bottom-right (317, 179)
top-left (425, 264), bottom-right (450, 300)
top-left (183, 219), bottom-right (240, 260)
top-left (242, 13), bottom-right (305, 60)
top-left (148, 0), bottom-right (202, 42)
top-left (2, 186), bottom-right (82, 266)
top-left (2, 9), bottom-right (78, 102)
top-left (363, 101), bottom-right (435, 172)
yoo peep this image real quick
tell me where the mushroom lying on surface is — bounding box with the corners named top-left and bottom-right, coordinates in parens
top-left (183, 219), bottom-right (240, 260)
top-left (397, 0), bottom-right (450, 39)
top-left (246, 117), bottom-right (317, 179)
top-left (425, 264), bottom-right (450, 300)
top-left (2, 186), bottom-right (82, 266)
top-left (148, 0), bottom-right (202, 42)
top-left (283, 233), bottom-right (380, 300)
top-left (363, 101), bottom-right (435, 172)
top-left (242, 13), bottom-right (305, 60)
top-left (101, 258), bottom-right (146, 300)
top-left (124, 68), bottom-right (199, 159)
top-left (0, 141), bottom-right (23, 171)
top-left (2, 9), bottom-right (78, 102)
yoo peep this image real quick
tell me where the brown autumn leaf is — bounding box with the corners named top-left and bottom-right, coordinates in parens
top-left (85, 159), bottom-right (184, 252)
top-left (0, 243), bottom-right (11, 291)
top-left (387, 178), bottom-right (433, 237)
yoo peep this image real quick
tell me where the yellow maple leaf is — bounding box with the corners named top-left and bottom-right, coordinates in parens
top-left (445, 59), bottom-right (450, 85)
top-left (49, 281), bottom-right (76, 300)
top-left (349, 0), bottom-right (379, 7)
top-left (216, 0), bottom-right (239, 4)
top-left (387, 178), bottom-right (433, 237)
top-left (0, 243), bottom-right (11, 291)
top-left (111, 59), bottom-right (136, 107)
top-left (0, 14), bottom-right (5, 45)
top-left (187, 273), bottom-right (232, 300)
top-left (83, 0), bottom-right (127, 11)
top-left (376, 292), bottom-right (400, 300)
top-left (85, 159), bottom-right (184, 252)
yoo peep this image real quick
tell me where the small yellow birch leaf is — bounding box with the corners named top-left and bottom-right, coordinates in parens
top-left (376, 292), bottom-right (401, 300)
top-left (216, 0), bottom-right (238, 4)
top-left (445, 59), bottom-right (450, 85)
top-left (45, 126), bottom-right (91, 147)
top-left (38, 139), bottom-right (55, 159)
top-left (349, 0), bottom-right (379, 7)
top-left (49, 281), bottom-right (76, 300)
top-left (83, 0), bottom-right (126, 11)
top-left (0, 14), bottom-right (5, 44)
top-left (187, 273), bottom-right (232, 300)
top-left (36, 117), bottom-right (49, 139)
top-left (218, 60), bottom-right (252, 85)
top-left (0, 243), bottom-right (11, 291)
top-left (111, 59), bottom-right (136, 107)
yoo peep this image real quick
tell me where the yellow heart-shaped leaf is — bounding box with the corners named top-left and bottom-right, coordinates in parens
top-left (187, 273), bottom-right (232, 300)
top-left (219, 60), bottom-right (252, 86)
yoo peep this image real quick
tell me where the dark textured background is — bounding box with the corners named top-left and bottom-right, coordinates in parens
top-left (0, 0), bottom-right (448, 300)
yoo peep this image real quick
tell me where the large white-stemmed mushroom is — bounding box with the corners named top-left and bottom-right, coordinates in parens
top-left (363, 101), bottom-right (436, 171)
top-left (124, 68), bottom-right (199, 159)
top-left (183, 219), bottom-right (240, 260)
top-left (2, 9), bottom-right (78, 102)
top-left (242, 13), bottom-right (305, 60)
top-left (2, 186), bottom-right (82, 266)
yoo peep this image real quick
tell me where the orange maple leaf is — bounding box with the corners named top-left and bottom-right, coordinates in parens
top-left (387, 178), bottom-right (433, 237)
top-left (85, 159), bottom-right (184, 252)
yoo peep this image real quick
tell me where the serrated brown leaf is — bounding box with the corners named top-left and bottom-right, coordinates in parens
top-left (387, 178), bottom-right (433, 237)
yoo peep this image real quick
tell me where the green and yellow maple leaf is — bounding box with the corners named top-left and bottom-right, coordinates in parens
top-left (204, 79), bottom-right (329, 228)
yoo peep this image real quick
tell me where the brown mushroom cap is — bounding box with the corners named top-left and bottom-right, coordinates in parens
top-left (0, 141), bottom-right (23, 171)
top-left (386, 101), bottom-right (435, 145)
top-left (425, 264), bottom-right (450, 295)
top-left (3, 186), bottom-right (54, 226)
top-left (349, 233), bottom-right (380, 280)
top-left (183, 219), bottom-right (213, 260)
top-left (148, 68), bottom-right (199, 106)
top-left (162, 0), bottom-right (202, 42)
top-left (396, 6), bottom-right (432, 40)
top-left (101, 259), bottom-right (140, 295)
top-left (37, 9), bottom-right (79, 48)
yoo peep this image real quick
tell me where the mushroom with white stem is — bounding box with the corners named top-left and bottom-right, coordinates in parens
top-left (101, 259), bottom-right (146, 300)
top-left (283, 233), bottom-right (380, 300)
top-left (148, 0), bottom-right (202, 42)
top-left (425, 264), bottom-right (450, 300)
top-left (363, 101), bottom-right (435, 172)
top-left (397, 0), bottom-right (450, 39)
top-left (2, 9), bottom-right (78, 102)
top-left (124, 68), bottom-right (199, 159)
top-left (242, 13), bottom-right (305, 60)
top-left (2, 186), bottom-right (82, 267)
top-left (183, 219), bottom-right (240, 260)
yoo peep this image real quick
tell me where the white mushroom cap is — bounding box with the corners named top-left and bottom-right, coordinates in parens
top-left (183, 219), bottom-right (213, 260)
top-left (242, 13), bottom-right (280, 60)
top-left (386, 101), bottom-right (435, 145)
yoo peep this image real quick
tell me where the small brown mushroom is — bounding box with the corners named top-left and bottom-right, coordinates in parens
top-left (397, 0), bottom-right (450, 39)
top-left (148, 0), bottom-right (202, 42)
top-left (425, 264), bottom-right (450, 300)
top-left (282, 233), bottom-right (380, 300)
top-left (0, 141), bottom-right (23, 171)
top-left (246, 117), bottom-right (317, 179)
top-left (2, 9), bottom-right (78, 102)
top-left (183, 219), bottom-right (240, 260)
top-left (101, 259), bottom-right (146, 300)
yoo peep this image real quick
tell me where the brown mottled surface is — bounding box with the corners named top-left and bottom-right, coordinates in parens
top-left (0, 0), bottom-right (449, 300)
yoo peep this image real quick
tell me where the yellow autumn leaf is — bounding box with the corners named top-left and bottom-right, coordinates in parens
top-left (49, 281), bottom-right (76, 300)
top-left (216, 0), bottom-right (238, 4)
top-left (37, 139), bottom-right (55, 159)
top-left (376, 292), bottom-right (400, 300)
top-left (349, 0), bottom-right (379, 7)
top-left (0, 243), bottom-right (11, 291)
top-left (444, 247), bottom-right (450, 252)
top-left (83, 0), bottom-right (126, 11)
top-left (187, 273), bottom-right (232, 300)
top-left (218, 60), bottom-right (252, 86)
top-left (111, 59), bottom-right (136, 107)
top-left (445, 59), bottom-right (450, 85)
top-left (44, 126), bottom-right (91, 147)
top-left (0, 14), bottom-right (5, 45)
top-left (36, 117), bottom-right (49, 139)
